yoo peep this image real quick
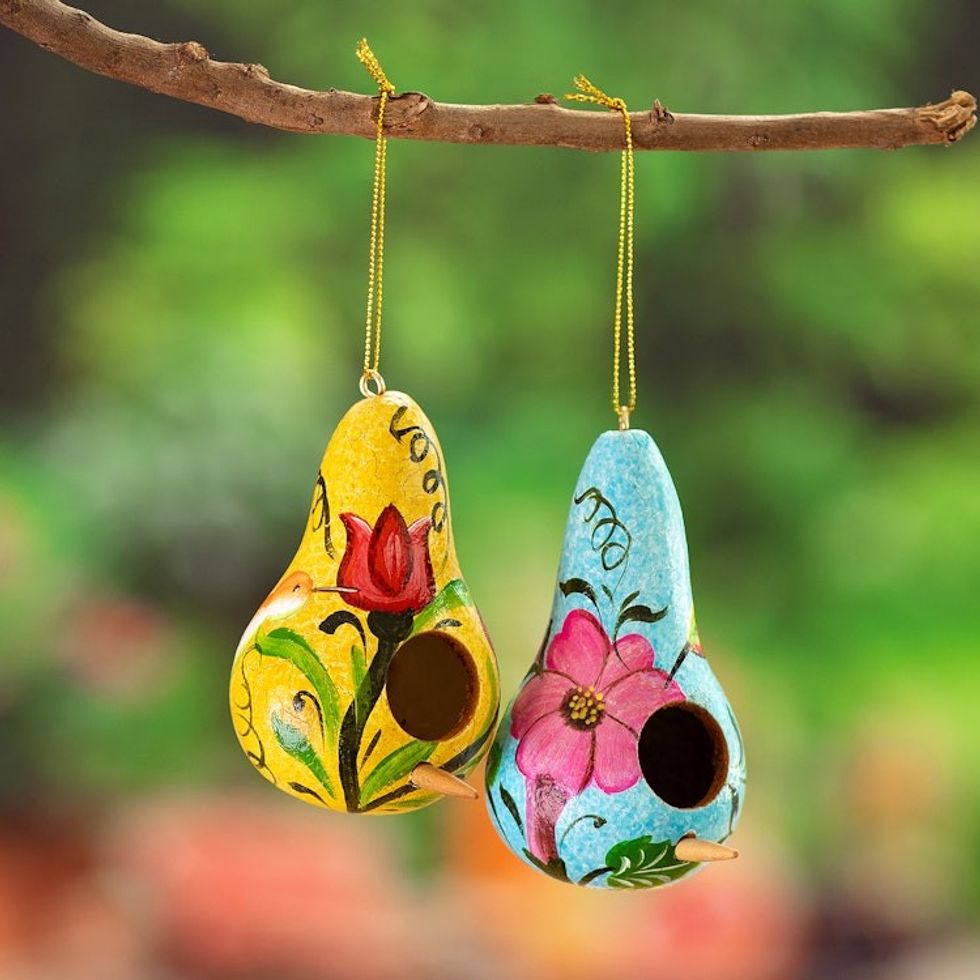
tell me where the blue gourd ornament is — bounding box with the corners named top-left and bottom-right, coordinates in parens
top-left (485, 72), bottom-right (746, 888)
top-left (485, 430), bottom-right (746, 887)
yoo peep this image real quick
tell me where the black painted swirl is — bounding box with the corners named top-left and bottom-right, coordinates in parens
top-left (389, 405), bottom-right (449, 533)
top-left (573, 487), bottom-right (632, 572)
top-left (234, 646), bottom-right (277, 785)
top-left (310, 471), bottom-right (335, 557)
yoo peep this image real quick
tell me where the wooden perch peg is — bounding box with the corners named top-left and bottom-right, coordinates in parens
top-left (675, 836), bottom-right (739, 863)
top-left (411, 763), bottom-right (478, 800)
top-left (0, 0), bottom-right (974, 152)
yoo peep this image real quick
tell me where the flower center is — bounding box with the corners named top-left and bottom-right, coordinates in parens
top-left (562, 685), bottom-right (605, 730)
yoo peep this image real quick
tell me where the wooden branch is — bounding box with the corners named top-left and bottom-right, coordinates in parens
top-left (1, 0), bottom-right (975, 152)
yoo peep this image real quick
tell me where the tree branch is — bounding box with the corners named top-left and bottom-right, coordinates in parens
top-left (1, 0), bottom-right (975, 152)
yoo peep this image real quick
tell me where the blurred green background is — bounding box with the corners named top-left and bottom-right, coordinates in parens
top-left (1, 1), bottom-right (978, 977)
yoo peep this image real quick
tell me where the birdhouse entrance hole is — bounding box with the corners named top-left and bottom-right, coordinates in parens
top-left (638, 702), bottom-right (728, 809)
top-left (386, 632), bottom-right (478, 741)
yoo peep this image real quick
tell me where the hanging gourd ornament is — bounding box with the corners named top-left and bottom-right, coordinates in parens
top-left (485, 76), bottom-right (746, 886)
top-left (229, 42), bottom-right (499, 814)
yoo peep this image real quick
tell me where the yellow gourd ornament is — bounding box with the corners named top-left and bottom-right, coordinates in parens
top-left (229, 42), bottom-right (499, 813)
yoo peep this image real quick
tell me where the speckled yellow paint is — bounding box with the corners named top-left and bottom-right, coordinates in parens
top-left (229, 391), bottom-right (499, 814)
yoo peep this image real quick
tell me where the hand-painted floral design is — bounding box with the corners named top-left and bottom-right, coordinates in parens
top-left (511, 608), bottom-right (685, 862)
top-left (338, 505), bottom-right (435, 614)
top-left (234, 396), bottom-right (501, 817)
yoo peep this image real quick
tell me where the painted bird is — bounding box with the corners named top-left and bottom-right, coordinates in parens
top-left (234, 570), bottom-right (352, 657)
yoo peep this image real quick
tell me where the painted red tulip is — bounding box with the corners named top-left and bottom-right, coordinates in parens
top-left (338, 505), bottom-right (435, 614)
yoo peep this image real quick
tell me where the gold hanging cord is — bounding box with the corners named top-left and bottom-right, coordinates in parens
top-left (356, 39), bottom-right (395, 397)
top-left (565, 75), bottom-right (637, 430)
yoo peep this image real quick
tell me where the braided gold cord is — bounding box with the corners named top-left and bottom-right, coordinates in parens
top-left (566, 75), bottom-right (637, 428)
top-left (356, 39), bottom-right (395, 395)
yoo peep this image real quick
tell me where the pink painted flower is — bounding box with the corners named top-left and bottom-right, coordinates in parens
top-left (513, 609), bottom-right (685, 797)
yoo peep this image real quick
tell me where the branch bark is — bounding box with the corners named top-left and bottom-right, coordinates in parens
top-left (1, 0), bottom-right (975, 152)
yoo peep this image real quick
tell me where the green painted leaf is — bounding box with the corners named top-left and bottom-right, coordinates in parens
top-left (257, 628), bottom-right (340, 739)
top-left (271, 713), bottom-right (336, 799)
top-left (483, 652), bottom-right (499, 727)
top-left (350, 644), bottom-right (367, 697)
top-left (522, 848), bottom-right (570, 883)
top-left (485, 739), bottom-right (503, 787)
top-left (499, 786), bottom-right (523, 832)
top-left (385, 796), bottom-right (436, 811)
top-left (604, 836), bottom-right (695, 889)
top-left (412, 578), bottom-right (469, 634)
top-left (619, 589), bottom-right (640, 611)
top-left (560, 577), bottom-right (598, 608)
top-left (359, 739), bottom-right (436, 805)
top-left (615, 604), bottom-right (668, 632)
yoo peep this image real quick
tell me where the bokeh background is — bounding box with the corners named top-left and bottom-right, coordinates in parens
top-left (1, 1), bottom-right (978, 977)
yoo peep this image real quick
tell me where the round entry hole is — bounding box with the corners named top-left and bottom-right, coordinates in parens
top-left (638, 703), bottom-right (728, 809)
top-left (386, 632), bottom-right (477, 741)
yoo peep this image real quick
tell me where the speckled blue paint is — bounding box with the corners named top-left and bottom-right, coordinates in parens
top-left (486, 428), bottom-right (747, 888)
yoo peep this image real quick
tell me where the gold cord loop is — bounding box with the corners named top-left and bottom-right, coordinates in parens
top-left (358, 368), bottom-right (387, 398)
top-left (355, 39), bottom-right (395, 396)
top-left (566, 75), bottom-right (637, 426)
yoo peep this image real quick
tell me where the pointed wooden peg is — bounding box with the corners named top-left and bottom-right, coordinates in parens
top-left (410, 763), bottom-right (478, 800)
top-left (675, 836), bottom-right (739, 863)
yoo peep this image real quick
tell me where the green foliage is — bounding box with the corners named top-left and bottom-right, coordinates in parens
top-left (256, 629), bottom-right (340, 740)
top-left (349, 645), bottom-right (367, 698)
top-left (359, 740), bottom-right (436, 805)
top-left (603, 836), bottom-right (695, 888)
top-left (411, 578), bottom-right (470, 634)
top-left (270, 711), bottom-right (336, 800)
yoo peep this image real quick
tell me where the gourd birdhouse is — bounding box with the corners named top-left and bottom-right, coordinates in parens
top-left (230, 391), bottom-right (500, 813)
top-left (486, 429), bottom-right (745, 886)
